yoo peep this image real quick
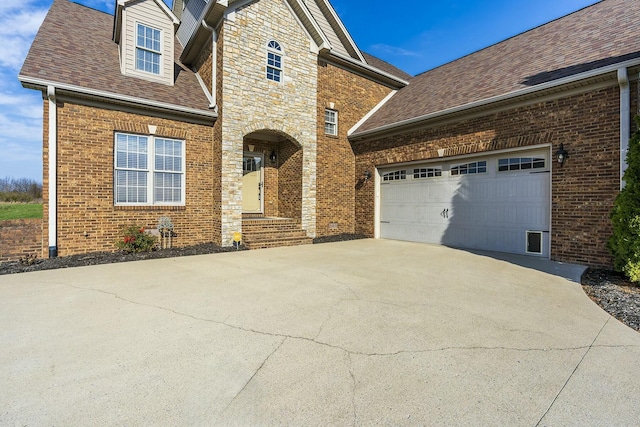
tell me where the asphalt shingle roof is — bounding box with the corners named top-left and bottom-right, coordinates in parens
top-left (355, 0), bottom-right (640, 134)
top-left (20, 0), bottom-right (211, 113)
top-left (362, 52), bottom-right (413, 81)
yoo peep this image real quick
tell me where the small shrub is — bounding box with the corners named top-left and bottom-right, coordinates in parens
top-left (609, 117), bottom-right (640, 282)
top-left (18, 253), bottom-right (38, 266)
top-left (116, 226), bottom-right (158, 253)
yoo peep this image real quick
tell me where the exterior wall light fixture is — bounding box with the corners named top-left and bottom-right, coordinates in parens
top-left (556, 143), bottom-right (568, 165)
top-left (363, 170), bottom-right (372, 182)
top-left (269, 150), bottom-right (277, 163)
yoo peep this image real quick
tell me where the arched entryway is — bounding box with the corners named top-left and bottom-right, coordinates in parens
top-left (243, 130), bottom-right (303, 221)
top-left (239, 130), bottom-right (311, 248)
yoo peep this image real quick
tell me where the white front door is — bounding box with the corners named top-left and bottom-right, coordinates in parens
top-left (242, 153), bottom-right (264, 213)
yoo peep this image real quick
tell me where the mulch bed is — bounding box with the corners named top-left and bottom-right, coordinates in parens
top-left (581, 269), bottom-right (640, 332)
top-left (0, 234), bottom-right (366, 276)
top-left (2, 237), bottom-right (639, 333)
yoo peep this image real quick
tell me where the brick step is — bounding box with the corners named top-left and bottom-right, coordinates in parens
top-left (242, 218), bottom-right (300, 225)
top-left (243, 229), bottom-right (310, 243)
top-left (242, 224), bottom-right (302, 232)
top-left (244, 236), bottom-right (313, 250)
top-left (241, 217), bottom-right (311, 250)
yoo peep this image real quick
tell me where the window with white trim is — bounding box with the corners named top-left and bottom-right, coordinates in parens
top-left (115, 133), bottom-right (185, 205)
top-left (498, 157), bottom-right (546, 172)
top-left (266, 40), bottom-right (282, 82)
top-left (325, 109), bottom-right (338, 136)
top-left (382, 170), bottom-right (406, 181)
top-left (413, 167), bottom-right (442, 179)
top-left (450, 161), bottom-right (487, 176)
top-left (136, 23), bottom-right (161, 75)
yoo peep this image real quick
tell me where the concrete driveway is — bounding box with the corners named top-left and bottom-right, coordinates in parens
top-left (1, 240), bottom-right (639, 426)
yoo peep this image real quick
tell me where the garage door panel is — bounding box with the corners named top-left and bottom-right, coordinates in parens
top-left (380, 153), bottom-right (550, 257)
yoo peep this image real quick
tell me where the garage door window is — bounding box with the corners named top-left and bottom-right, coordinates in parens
top-left (413, 167), bottom-right (442, 179)
top-left (498, 157), bottom-right (545, 172)
top-left (382, 170), bottom-right (406, 181)
top-left (451, 161), bottom-right (487, 176)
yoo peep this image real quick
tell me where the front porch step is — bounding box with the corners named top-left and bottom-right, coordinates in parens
top-left (242, 218), bottom-right (313, 250)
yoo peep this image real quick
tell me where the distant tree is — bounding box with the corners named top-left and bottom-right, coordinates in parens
top-left (609, 118), bottom-right (640, 282)
top-left (0, 177), bottom-right (42, 202)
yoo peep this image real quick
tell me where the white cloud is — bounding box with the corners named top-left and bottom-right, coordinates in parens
top-left (370, 44), bottom-right (422, 58)
top-left (0, 3), bottom-right (47, 71)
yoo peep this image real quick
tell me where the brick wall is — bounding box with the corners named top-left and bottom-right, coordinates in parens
top-left (354, 84), bottom-right (633, 267)
top-left (43, 101), bottom-right (217, 257)
top-left (0, 219), bottom-right (43, 262)
top-left (315, 61), bottom-right (393, 236)
top-left (278, 140), bottom-right (303, 221)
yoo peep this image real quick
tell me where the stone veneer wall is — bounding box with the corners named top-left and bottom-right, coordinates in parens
top-left (316, 60), bottom-right (394, 236)
top-left (354, 84), bottom-right (636, 267)
top-left (42, 101), bottom-right (217, 256)
top-left (220, 0), bottom-right (318, 245)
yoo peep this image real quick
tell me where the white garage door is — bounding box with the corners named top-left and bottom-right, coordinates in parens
top-left (379, 151), bottom-right (550, 257)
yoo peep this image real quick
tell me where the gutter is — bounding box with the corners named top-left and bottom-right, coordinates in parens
top-left (46, 86), bottom-right (58, 258)
top-left (326, 51), bottom-right (410, 88)
top-left (18, 76), bottom-right (217, 122)
top-left (351, 57), bottom-right (640, 140)
top-left (201, 20), bottom-right (218, 111)
top-left (618, 68), bottom-right (630, 189)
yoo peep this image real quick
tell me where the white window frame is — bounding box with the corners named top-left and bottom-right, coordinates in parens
top-left (266, 40), bottom-right (283, 82)
top-left (114, 133), bottom-right (186, 206)
top-left (135, 22), bottom-right (162, 76)
top-left (497, 156), bottom-right (546, 172)
top-left (450, 160), bottom-right (487, 176)
top-left (382, 170), bottom-right (407, 181)
top-left (325, 108), bottom-right (338, 136)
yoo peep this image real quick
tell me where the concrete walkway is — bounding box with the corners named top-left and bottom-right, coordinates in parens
top-left (1, 240), bottom-right (639, 426)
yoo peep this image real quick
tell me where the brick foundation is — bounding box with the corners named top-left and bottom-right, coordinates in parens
top-left (0, 219), bottom-right (43, 262)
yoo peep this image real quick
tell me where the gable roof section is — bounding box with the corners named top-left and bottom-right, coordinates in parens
top-left (177, 0), bottom-right (410, 87)
top-left (20, 0), bottom-right (213, 123)
top-left (354, 0), bottom-right (640, 136)
top-left (113, 0), bottom-right (180, 44)
top-left (301, 0), bottom-right (364, 62)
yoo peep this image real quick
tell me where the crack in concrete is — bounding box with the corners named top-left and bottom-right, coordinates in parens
top-left (535, 317), bottom-right (611, 426)
top-left (68, 285), bottom-right (638, 359)
top-left (306, 269), bottom-right (361, 301)
top-left (347, 352), bottom-right (357, 426)
top-left (66, 285), bottom-right (637, 357)
top-left (217, 337), bottom-right (286, 421)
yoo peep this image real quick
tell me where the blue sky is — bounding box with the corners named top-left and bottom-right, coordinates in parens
top-left (0, 0), bottom-right (600, 181)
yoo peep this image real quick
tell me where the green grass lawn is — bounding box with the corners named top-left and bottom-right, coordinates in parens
top-left (0, 204), bottom-right (43, 221)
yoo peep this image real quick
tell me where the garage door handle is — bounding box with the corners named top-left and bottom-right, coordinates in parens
top-left (381, 221), bottom-right (390, 224)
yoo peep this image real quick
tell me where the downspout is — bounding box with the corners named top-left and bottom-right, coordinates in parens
top-left (618, 68), bottom-right (630, 189)
top-left (202, 20), bottom-right (218, 112)
top-left (46, 85), bottom-right (58, 258)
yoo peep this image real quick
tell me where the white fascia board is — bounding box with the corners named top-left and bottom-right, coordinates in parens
top-left (282, 0), bottom-right (322, 53)
top-left (120, 0), bottom-right (180, 25)
top-left (290, 0), bottom-right (332, 50)
top-left (18, 75), bottom-right (217, 120)
top-left (329, 51), bottom-right (410, 86)
top-left (348, 90), bottom-right (397, 136)
top-left (317, 0), bottom-right (365, 63)
top-left (352, 57), bottom-right (640, 139)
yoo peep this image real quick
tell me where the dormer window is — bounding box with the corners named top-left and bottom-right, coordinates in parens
top-left (136, 23), bottom-right (162, 75)
top-left (266, 40), bottom-right (282, 82)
